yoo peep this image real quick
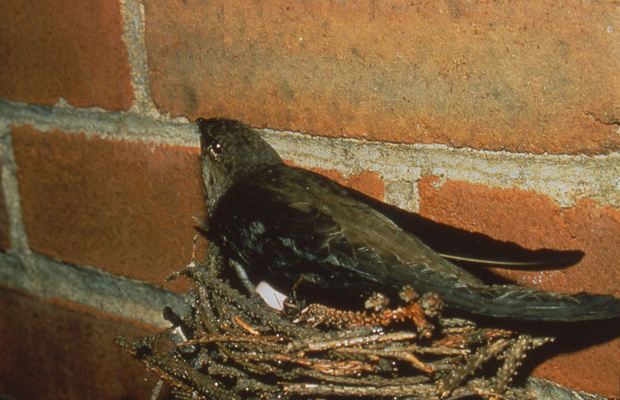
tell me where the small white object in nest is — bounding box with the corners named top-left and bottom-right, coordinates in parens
top-left (255, 281), bottom-right (288, 311)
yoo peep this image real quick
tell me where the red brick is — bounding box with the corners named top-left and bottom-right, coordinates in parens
top-left (12, 125), bottom-right (207, 291)
top-left (283, 159), bottom-right (385, 200)
top-left (143, 0), bottom-right (619, 155)
top-left (0, 160), bottom-right (10, 251)
top-left (0, 0), bottom-right (134, 110)
top-left (305, 165), bottom-right (385, 201)
top-left (0, 287), bottom-right (158, 400)
top-left (418, 176), bottom-right (620, 397)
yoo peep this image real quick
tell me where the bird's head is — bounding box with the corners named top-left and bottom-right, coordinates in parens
top-left (197, 117), bottom-right (283, 209)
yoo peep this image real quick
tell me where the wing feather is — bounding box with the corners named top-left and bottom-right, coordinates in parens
top-left (213, 165), bottom-right (484, 293)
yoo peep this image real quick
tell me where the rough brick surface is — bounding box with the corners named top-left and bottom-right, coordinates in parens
top-left (12, 125), bottom-right (206, 291)
top-left (0, 160), bottom-right (10, 251)
top-left (0, 287), bottom-right (157, 400)
top-left (0, 0), bottom-right (133, 110)
top-left (418, 177), bottom-right (620, 397)
top-left (144, 0), bottom-right (620, 155)
top-left (301, 164), bottom-right (385, 201)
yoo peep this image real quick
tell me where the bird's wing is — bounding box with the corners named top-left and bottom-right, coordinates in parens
top-left (315, 194), bottom-right (487, 288)
top-left (214, 179), bottom-right (389, 288)
top-left (342, 183), bottom-right (585, 270)
top-left (214, 166), bottom-right (485, 292)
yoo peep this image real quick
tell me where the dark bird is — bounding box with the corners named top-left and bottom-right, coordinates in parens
top-left (198, 117), bottom-right (620, 322)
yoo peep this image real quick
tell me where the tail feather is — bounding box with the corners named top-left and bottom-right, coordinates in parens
top-left (447, 284), bottom-right (620, 322)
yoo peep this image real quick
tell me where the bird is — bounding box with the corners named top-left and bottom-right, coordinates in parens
top-left (197, 117), bottom-right (620, 322)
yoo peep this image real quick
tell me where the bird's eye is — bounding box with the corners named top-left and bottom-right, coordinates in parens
top-left (210, 142), bottom-right (223, 161)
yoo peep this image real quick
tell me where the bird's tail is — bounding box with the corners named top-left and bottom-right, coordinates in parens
top-left (447, 284), bottom-right (620, 322)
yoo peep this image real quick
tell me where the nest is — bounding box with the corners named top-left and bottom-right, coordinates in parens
top-left (117, 243), bottom-right (551, 400)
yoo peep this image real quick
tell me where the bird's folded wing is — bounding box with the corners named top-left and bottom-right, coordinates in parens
top-left (215, 166), bottom-right (485, 289)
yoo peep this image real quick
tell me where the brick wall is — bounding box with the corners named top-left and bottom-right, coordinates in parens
top-left (0, 1), bottom-right (618, 398)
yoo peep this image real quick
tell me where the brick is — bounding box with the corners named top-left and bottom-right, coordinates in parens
top-left (283, 159), bottom-right (385, 200)
top-left (0, 160), bottom-right (10, 251)
top-left (0, 0), bottom-right (133, 110)
top-left (12, 125), bottom-right (207, 291)
top-left (418, 176), bottom-right (620, 397)
top-left (143, 0), bottom-right (620, 155)
top-left (0, 287), bottom-right (158, 400)
top-left (305, 165), bottom-right (385, 201)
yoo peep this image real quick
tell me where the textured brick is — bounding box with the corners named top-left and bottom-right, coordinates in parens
top-left (0, 0), bottom-right (133, 110)
top-left (0, 160), bottom-right (10, 251)
top-left (144, 0), bottom-right (620, 155)
top-left (283, 159), bottom-right (385, 199)
top-left (0, 287), bottom-right (158, 400)
top-left (12, 125), bottom-right (206, 291)
top-left (305, 166), bottom-right (385, 201)
top-left (418, 176), bottom-right (620, 397)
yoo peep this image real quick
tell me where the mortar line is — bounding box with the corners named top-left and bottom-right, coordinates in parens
top-left (1, 99), bottom-right (618, 209)
top-left (0, 122), bottom-right (30, 254)
top-left (0, 251), bottom-right (185, 328)
top-left (119, 0), bottom-right (160, 117)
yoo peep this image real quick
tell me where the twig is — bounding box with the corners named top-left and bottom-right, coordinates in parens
top-left (118, 243), bottom-right (549, 400)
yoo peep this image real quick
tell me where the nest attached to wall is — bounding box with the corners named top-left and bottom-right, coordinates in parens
top-left (117, 243), bottom-right (550, 400)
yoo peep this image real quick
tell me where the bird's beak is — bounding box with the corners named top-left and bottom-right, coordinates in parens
top-left (196, 117), bottom-right (207, 133)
